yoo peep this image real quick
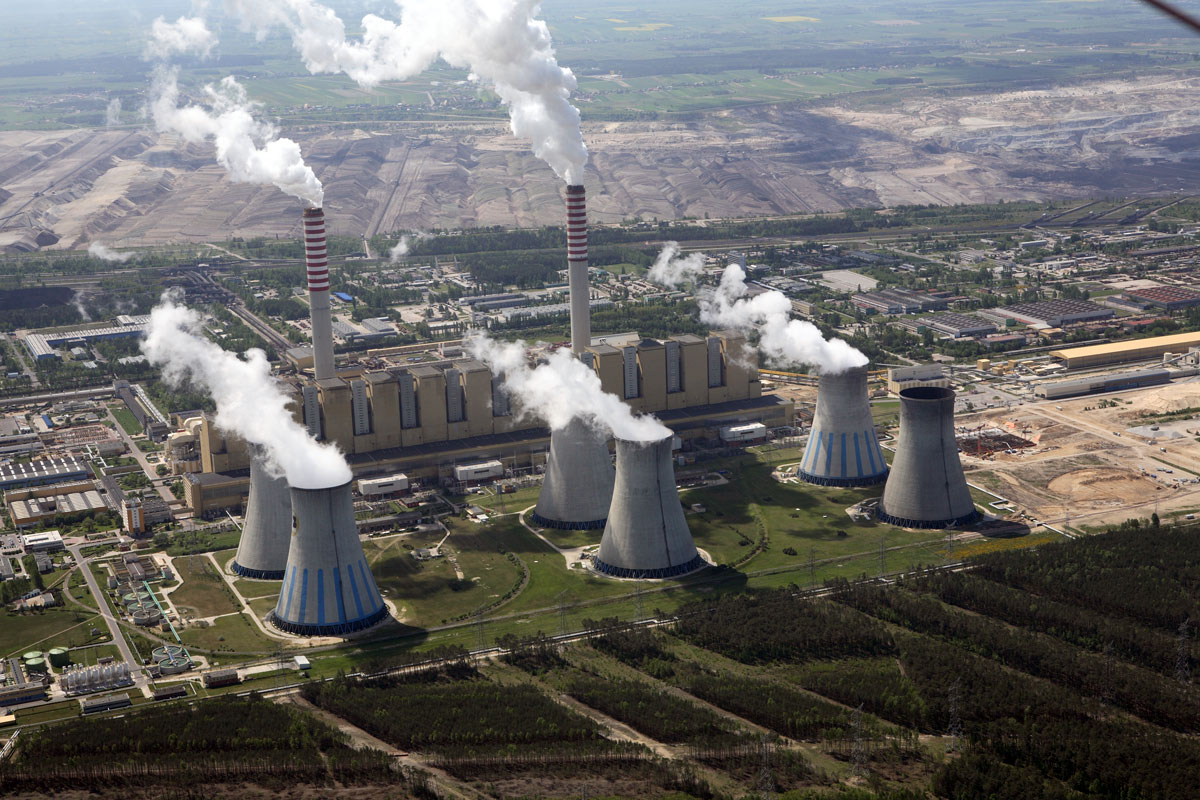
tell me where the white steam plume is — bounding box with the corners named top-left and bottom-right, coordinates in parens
top-left (146, 15), bottom-right (218, 59)
top-left (149, 65), bottom-right (323, 206)
top-left (700, 264), bottom-right (868, 375)
top-left (217, 0), bottom-right (587, 184)
top-left (105, 98), bottom-right (122, 127)
top-left (648, 241), bottom-right (706, 287)
top-left (467, 331), bottom-right (669, 442)
top-left (141, 296), bottom-right (351, 488)
top-left (88, 242), bottom-right (135, 263)
top-left (388, 231), bottom-right (430, 262)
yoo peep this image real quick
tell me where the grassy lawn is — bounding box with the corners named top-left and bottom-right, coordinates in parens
top-left (164, 530), bottom-right (242, 557)
top-left (179, 612), bottom-right (276, 656)
top-left (68, 643), bottom-right (124, 667)
top-left (871, 401), bottom-right (902, 428)
top-left (231, 577), bottom-right (282, 600)
top-left (470, 485), bottom-right (541, 514)
top-left (537, 526), bottom-right (602, 549)
top-left (0, 609), bottom-right (108, 659)
top-left (170, 556), bottom-right (242, 619)
top-left (109, 404), bottom-right (141, 436)
top-left (369, 519), bottom-right (525, 626)
top-left (247, 595), bottom-right (277, 618)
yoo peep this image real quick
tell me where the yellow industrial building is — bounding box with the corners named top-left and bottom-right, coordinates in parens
top-left (180, 331), bottom-right (794, 517)
top-left (1050, 332), bottom-right (1200, 369)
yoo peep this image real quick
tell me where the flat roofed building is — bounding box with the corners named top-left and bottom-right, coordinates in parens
top-left (1125, 285), bottom-right (1200, 310)
top-left (1051, 331), bottom-right (1200, 369)
top-left (10, 488), bottom-right (107, 529)
top-left (923, 312), bottom-right (998, 338)
top-left (0, 457), bottom-right (89, 490)
top-left (21, 530), bottom-right (64, 552)
top-left (982, 299), bottom-right (1113, 328)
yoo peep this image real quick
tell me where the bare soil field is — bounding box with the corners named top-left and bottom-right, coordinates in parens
top-left (3, 73), bottom-right (1200, 251)
top-left (961, 380), bottom-right (1200, 529)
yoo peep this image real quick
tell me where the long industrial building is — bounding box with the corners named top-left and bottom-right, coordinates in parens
top-left (1051, 332), bottom-right (1200, 369)
top-left (180, 330), bottom-right (791, 515)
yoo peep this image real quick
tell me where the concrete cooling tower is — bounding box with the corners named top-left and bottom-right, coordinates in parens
top-left (532, 184), bottom-right (616, 529)
top-left (799, 366), bottom-right (889, 487)
top-left (593, 435), bottom-right (706, 579)
top-left (877, 386), bottom-right (980, 529)
top-left (231, 458), bottom-right (292, 579)
top-left (269, 481), bottom-right (388, 636)
top-left (532, 418), bottom-right (615, 529)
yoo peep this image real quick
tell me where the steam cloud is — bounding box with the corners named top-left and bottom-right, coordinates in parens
top-left (88, 242), bottom-right (134, 263)
top-left (700, 264), bottom-right (868, 375)
top-left (467, 331), bottom-right (669, 442)
top-left (146, 15), bottom-right (218, 59)
top-left (105, 98), bottom-right (122, 127)
top-left (648, 241), bottom-right (706, 287)
top-left (141, 296), bottom-right (351, 488)
top-left (209, 0), bottom-right (588, 183)
top-left (388, 231), bottom-right (431, 262)
top-left (148, 66), bottom-right (324, 207)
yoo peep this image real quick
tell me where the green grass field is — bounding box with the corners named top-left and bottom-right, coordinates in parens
top-left (108, 404), bottom-right (141, 436)
top-left (0, 609), bottom-right (108, 660)
top-left (170, 556), bottom-right (242, 619)
top-left (179, 612), bottom-right (276, 656)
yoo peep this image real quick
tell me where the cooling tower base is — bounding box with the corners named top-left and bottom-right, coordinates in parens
top-left (592, 553), bottom-right (707, 580)
top-left (530, 512), bottom-right (607, 531)
top-left (875, 509), bottom-right (982, 530)
top-left (798, 469), bottom-right (889, 488)
top-left (267, 605), bottom-right (389, 637)
top-left (231, 561), bottom-right (285, 581)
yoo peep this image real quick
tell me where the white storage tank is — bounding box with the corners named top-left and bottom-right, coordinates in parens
top-left (719, 423), bottom-right (767, 444)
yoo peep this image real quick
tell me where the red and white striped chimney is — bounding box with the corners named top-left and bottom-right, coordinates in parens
top-left (303, 207), bottom-right (335, 381)
top-left (566, 184), bottom-right (589, 356)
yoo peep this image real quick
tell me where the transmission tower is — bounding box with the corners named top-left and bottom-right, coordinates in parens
top-left (878, 534), bottom-right (887, 579)
top-left (474, 610), bottom-right (486, 650)
top-left (756, 735), bottom-right (775, 797)
top-left (851, 704), bottom-right (868, 777)
top-left (808, 546), bottom-right (817, 589)
top-left (634, 584), bottom-right (645, 621)
top-left (947, 678), bottom-right (963, 752)
top-left (556, 590), bottom-right (569, 636)
top-left (1177, 620), bottom-right (1192, 685)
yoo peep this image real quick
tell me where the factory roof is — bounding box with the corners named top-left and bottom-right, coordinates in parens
top-left (672, 334), bottom-right (705, 344)
top-left (364, 370), bottom-right (396, 384)
top-left (407, 364), bottom-right (444, 378)
top-left (455, 359), bottom-right (489, 373)
top-left (1050, 331), bottom-right (1200, 361)
top-left (1126, 285), bottom-right (1200, 305)
top-left (0, 457), bottom-right (89, 488)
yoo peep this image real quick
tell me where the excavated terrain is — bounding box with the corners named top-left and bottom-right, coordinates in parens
top-left (2, 73), bottom-right (1199, 250)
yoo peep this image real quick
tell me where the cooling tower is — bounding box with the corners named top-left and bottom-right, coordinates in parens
top-left (877, 386), bottom-right (980, 529)
top-left (593, 435), bottom-right (706, 579)
top-left (566, 184), bottom-right (589, 356)
top-left (303, 207), bottom-right (335, 381)
top-left (532, 417), bottom-right (615, 529)
top-left (799, 366), bottom-right (889, 487)
top-left (231, 458), bottom-right (292, 580)
top-left (269, 481), bottom-right (388, 636)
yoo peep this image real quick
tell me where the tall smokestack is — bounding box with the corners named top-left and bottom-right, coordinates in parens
top-left (566, 184), bottom-right (588, 355)
top-left (303, 207), bottom-right (335, 381)
top-left (877, 386), bottom-right (980, 529)
top-left (270, 481), bottom-right (389, 635)
top-left (232, 458), bottom-right (292, 579)
top-left (799, 366), bottom-right (889, 487)
top-left (593, 435), bottom-right (706, 579)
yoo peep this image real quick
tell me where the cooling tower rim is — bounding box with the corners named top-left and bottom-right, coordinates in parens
top-left (230, 562), bottom-right (286, 580)
top-left (288, 478), bottom-right (353, 493)
top-left (267, 606), bottom-right (388, 637)
top-left (899, 386), bottom-right (954, 402)
top-left (876, 508), bottom-right (982, 529)
top-left (530, 512), bottom-right (606, 530)
top-left (614, 432), bottom-right (673, 448)
top-left (798, 469), bottom-right (888, 488)
top-left (817, 364), bottom-right (868, 378)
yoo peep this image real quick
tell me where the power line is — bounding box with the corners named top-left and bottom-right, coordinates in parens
top-left (1135, 0), bottom-right (1200, 35)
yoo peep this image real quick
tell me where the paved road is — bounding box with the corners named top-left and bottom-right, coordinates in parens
top-left (66, 542), bottom-right (147, 688)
